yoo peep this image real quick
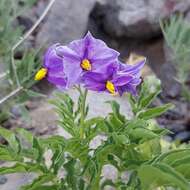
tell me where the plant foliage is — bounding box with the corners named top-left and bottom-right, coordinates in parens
top-left (0, 0), bottom-right (43, 122)
top-left (160, 14), bottom-right (190, 101)
top-left (0, 77), bottom-right (189, 190)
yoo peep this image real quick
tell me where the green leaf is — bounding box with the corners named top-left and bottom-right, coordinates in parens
top-left (138, 76), bottom-right (161, 108)
top-left (0, 146), bottom-right (21, 161)
top-left (33, 137), bottom-right (43, 162)
top-left (112, 132), bottom-right (130, 145)
top-left (153, 148), bottom-right (190, 164)
top-left (0, 127), bottom-right (19, 153)
top-left (21, 174), bottom-right (55, 190)
top-left (0, 163), bottom-right (43, 175)
top-left (106, 100), bottom-right (125, 122)
top-left (174, 162), bottom-right (190, 179)
top-left (19, 105), bottom-right (31, 122)
top-left (26, 90), bottom-right (46, 98)
top-left (128, 128), bottom-right (158, 142)
top-left (138, 139), bottom-right (161, 159)
top-left (51, 145), bottom-right (65, 173)
top-left (137, 103), bottom-right (174, 120)
top-left (64, 158), bottom-right (77, 189)
top-left (138, 90), bottom-right (161, 109)
top-left (84, 117), bottom-right (104, 129)
top-left (138, 163), bottom-right (190, 190)
top-left (16, 128), bottom-right (34, 145)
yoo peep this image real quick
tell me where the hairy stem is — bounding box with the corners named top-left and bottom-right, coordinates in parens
top-left (77, 86), bottom-right (88, 139)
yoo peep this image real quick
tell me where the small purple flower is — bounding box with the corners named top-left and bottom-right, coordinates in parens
top-left (35, 44), bottom-right (67, 89)
top-left (83, 58), bottom-right (146, 95)
top-left (60, 31), bottom-right (119, 87)
top-left (117, 58), bottom-right (146, 95)
top-left (83, 63), bottom-right (132, 94)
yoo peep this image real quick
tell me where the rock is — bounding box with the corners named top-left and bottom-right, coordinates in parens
top-left (9, 100), bottom-right (58, 136)
top-left (159, 63), bottom-right (181, 98)
top-left (158, 100), bottom-right (187, 122)
top-left (17, 16), bottom-right (34, 33)
top-left (23, 101), bottom-right (58, 136)
top-left (36, 0), bottom-right (98, 46)
top-left (89, 135), bottom-right (107, 149)
top-left (11, 105), bottom-right (22, 118)
top-left (0, 176), bottom-right (7, 185)
top-left (90, 0), bottom-right (165, 39)
top-left (67, 89), bottom-right (133, 119)
top-left (174, 131), bottom-right (190, 142)
top-left (0, 58), bottom-right (6, 74)
top-left (173, 0), bottom-right (190, 14)
top-left (102, 164), bottom-right (118, 181)
top-left (141, 64), bottom-right (155, 78)
top-left (163, 43), bottom-right (174, 63)
top-left (0, 173), bottom-right (35, 190)
top-left (166, 123), bottom-right (186, 134)
top-left (90, 0), bottom-right (190, 40)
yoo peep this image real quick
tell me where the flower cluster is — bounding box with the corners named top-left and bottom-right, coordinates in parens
top-left (35, 32), bottom-right (146, 95)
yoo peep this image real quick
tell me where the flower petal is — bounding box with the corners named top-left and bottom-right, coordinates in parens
top-left (47, 72), bottom-right (67, 89)
top-left (57, 46), bottom-right (83, 87)
top-left (84, 80), bottom-right (106, 92)
top-left (64, 60), bottom-right (82, 87)
top-left (119, 59), bottom-right (146, 74)
top-left (86, 32), bottom-right (119, 61)
top-left (112, 75), bottom-right (133, 86)
top-left (43, 44), bottom-right (64, 72)
top-left (83, 72), bottom-right (107, 83)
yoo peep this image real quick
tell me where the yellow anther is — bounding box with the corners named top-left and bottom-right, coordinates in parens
top-left (81, 59), bottom-right (92, 71)
top-left (106, 81), bottom-right (115, 94)
top-left (34, 68), bottom-right (47, 81)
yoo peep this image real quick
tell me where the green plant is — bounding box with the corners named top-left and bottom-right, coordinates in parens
top-left (0, 0), bottom-right (52, 121)
top-left (0, 76), bottom-right (189, 190)
top-left (0, 49), bottom-right (43, 121)
top-left (0, 0), bottom-right (37, 59)
top-left (160, 15), bottom-right (190, 101)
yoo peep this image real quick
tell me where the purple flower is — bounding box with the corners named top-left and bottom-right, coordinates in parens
top-left (83, 63), bottom-right (132, 94)
top-left (60, 32), bottom-right (119, 87)
top-left (83, 58), bottom-right (146, 95)
top-left (117, 58), bottom-right (146, 95)
top-left (35, 44), bottom-right (67, 89)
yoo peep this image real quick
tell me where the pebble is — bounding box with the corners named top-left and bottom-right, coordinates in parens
top-left (0, 176), bottom-right (7, 185)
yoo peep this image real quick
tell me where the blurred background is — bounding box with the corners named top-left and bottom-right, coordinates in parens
top-left (0, 0), bottom-right (190, 188)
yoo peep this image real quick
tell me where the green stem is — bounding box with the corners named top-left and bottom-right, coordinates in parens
top-left (77, 86), bottom-right (88, 139)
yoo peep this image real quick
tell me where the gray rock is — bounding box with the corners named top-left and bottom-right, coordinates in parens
top-left (36, 0), bottom-right (98, 46)
top-left (102, 164), bottom-right (118, 181)
top-left (174, 131), bottom-right (190, 142)
top-left (173, 0), bottom-right (190, 14)
top-left (11, 105), bottom-right (22, 118)
top-left (0, 176), bottom-right (7, 185)
top-left (71, 89), bottom-right (132, 119)
top-left (90, 0), bottom-right (165, 39)
top-left (159, 63), bottom-right (181, 98)
top-left (166, 123), bottom-right (186, 134)
top-left (0, 173), bottom-right (35, 190)
top-left (90, 0), bottom-right (190, 39)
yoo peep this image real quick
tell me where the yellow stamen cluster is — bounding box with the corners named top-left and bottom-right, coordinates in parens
top-left (81, 59), bottom-right (92, 71)
top-left (34, 68), bottom-right (47, 81)
top-left (106, 81), bottom-right (115, 94)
